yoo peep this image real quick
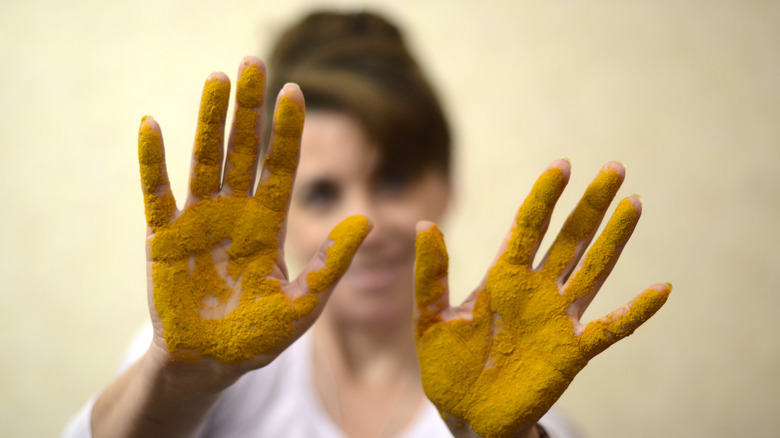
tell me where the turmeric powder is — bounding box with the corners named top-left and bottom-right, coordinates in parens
top-left (138, 61), bottom-right (370, 364)
top-left (414, 162), bottom-right (671, 438)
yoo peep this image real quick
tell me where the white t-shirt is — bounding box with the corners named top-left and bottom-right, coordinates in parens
top-left (63, 326), bottom-right (581, 438)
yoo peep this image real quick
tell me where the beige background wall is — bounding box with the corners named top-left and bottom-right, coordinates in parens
top-left (1, 0), bottom-right (778, 436)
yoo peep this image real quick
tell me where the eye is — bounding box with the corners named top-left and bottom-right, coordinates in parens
top-left (375, 171), bottom-right (411, 196)
top-left (298, 179), bottom-right (340, 210)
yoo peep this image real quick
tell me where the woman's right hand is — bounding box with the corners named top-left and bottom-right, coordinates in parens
top-left (92, 56), bottom-right (370, 438)
top-left (138, 56), bottom-right (371, 387)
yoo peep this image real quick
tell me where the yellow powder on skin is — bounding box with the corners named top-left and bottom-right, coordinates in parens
top-left (540, 167), bottom-right (623, 276)
top-left (415, 166), bottom-right (670, 438)
top-left (139, 68), bottom-right (370, 364)
top-left (190, 77), bottom-right (231, 199)
top-left (307, 216), bottom-right (373, 294)
top-left (138, 119), bottom-right (175, 229)
top-left (225, 62), bottom-right (265, 195)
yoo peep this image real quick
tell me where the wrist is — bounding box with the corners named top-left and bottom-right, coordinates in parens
top-left (442, 411), bottom-right (540, 438)
top-left (92, 346), bottom-right (237, 438)
top-left (145, 339), bottom-right (241, 397)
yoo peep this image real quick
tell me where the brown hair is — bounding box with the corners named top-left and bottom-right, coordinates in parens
top-left (265, 10), bottom-right (451, 179)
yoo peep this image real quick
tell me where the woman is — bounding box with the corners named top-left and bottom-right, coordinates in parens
top-left (64, 11), bottom-right (668, 438)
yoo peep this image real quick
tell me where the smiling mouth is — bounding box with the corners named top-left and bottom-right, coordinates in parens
top-left (345, 257), bottom-right (410, 291)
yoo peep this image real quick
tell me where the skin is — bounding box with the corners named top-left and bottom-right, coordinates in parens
top-left (91, 56), bottom-right (668, 438)
top-left (286, 111), bottom-right (452, 437)
top-left (414, 160), bottom-right (671, 438)
top-left (93, 57), bottom-right (371, 438)
top-left (287, 111), bottom-right (451, 329)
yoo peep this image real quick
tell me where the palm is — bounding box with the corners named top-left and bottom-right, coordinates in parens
top-left (147, 194), bottom-right (305, 365)
top-left (138, 58), bottom-right (369, 367)
top-left (414, 161), bottom-right (670, 438)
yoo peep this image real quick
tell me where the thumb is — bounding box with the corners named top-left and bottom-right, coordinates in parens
top-left (579, 282), bottom-right (672, 359)
top-left (414, 221), bottom-right (450, 339)
top-left (295, 215), bottom-right (372, 296)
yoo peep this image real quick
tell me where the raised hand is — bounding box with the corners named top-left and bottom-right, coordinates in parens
top-left (138, 57), bottom-right (371, 370)
top-left (414, 160), bottom-right (670, 438)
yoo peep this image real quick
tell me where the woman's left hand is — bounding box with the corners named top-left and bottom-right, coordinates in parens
top-left (413, 159), bottom-right (670, 438)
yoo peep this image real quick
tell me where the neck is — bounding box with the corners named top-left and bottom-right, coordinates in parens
top-left (312, 310), bottom-right (425, 438)
top-left (313, 309), bottom-right (418, 383)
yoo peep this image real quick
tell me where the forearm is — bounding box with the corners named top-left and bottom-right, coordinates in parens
top-left (91, 345), bottom-right (236, 438)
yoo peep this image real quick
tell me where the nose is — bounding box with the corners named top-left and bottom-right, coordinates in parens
top-left (341, 190), bottom-right (385, 247)
top-left (342, 189), bottom-right (378, 224)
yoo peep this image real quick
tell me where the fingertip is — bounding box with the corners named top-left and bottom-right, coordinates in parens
top-left (415, 220), bottom-right (438, 234)
top-left (652, 282), bottom-right (673, 297)
top-left (138, 117), bottom-right (163, 151)
top-left (602, 161), bottom-right (626, 179)
top-left (279, 82), bottom-right (304, 105)
top-left (206, 71), bottom-right (230, 83)
top-left (240, 55), bottom-right (266, 72)
top-left (323, 217), bottom-right (372, 262)
top-left (236, 58), bottom-right (266, 109)
top-left (415, 222), bottom-right (447, 266)
top-left (624, 194), bottom-right (643, 215)
top-left (548, 158), bottom-right (571, 182)
top-left (333, 214), bottom-right (373, 240)
top-left (355, 214), bottom-right (374, 233)
top-left (414, 221), bottom-right (449, 310)
top-left (272, 84), bottom-right (305, 137)
top-left (304, 216), bottom-right (373, 295)
top-left (366, 218), bottom-right (375, 235)
top-left (140, 115), bottom-right (159, 131)
top-left (633, 283), bottom-right (672, 315)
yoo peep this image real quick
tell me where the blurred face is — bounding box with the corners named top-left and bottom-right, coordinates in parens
top-left (286, 111), bottom-right (451, 327)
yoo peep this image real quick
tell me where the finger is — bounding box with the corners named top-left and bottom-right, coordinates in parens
top-left (539, 162), bottom-right (625, 281)
top-left (188, 72), bottom-right (231, 202)
top-left (138, 116), bottom-right (177, 228)
top-left (562, 196), bottom-right (642, 312)
top-left (414, 221), bottom-right (450, 339)
top-left (254, 83), bottom-right (305, 214)
top-left (579, 283), bottom-right (671, 359)
top-left (292, 215), bottom-right (372, 297)
top-left (501, 159), bottom-right (570, 267)
top-left (223, 57), bottom-right (266, 196)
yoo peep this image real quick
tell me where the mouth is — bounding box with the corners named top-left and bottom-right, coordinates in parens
top-left (344, 253), bottom-right (412, 291)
